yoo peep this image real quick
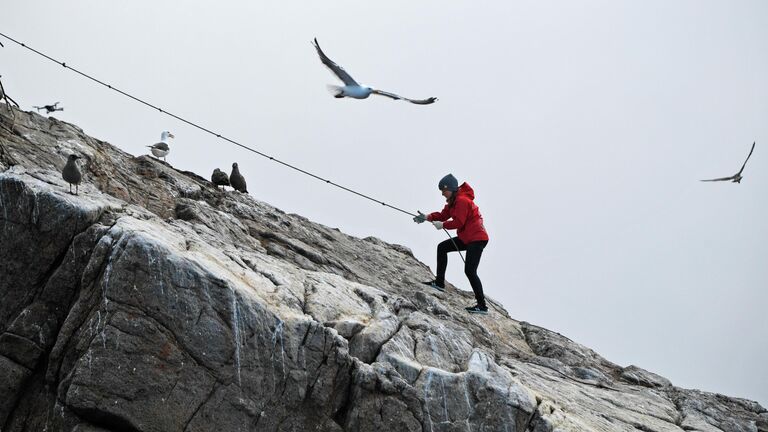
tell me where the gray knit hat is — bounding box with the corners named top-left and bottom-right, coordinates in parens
top-left (438, 174), bottom-right (459, 192)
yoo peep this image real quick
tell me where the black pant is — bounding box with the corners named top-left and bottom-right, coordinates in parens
top-left (435, 238), bottom-right (488, 307)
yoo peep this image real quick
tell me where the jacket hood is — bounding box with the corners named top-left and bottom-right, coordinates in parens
top-left (456, 182), bottom-right (475, 201)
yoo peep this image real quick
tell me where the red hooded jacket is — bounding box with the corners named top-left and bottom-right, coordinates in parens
top-left (427, 183), bottom-right (489, 244)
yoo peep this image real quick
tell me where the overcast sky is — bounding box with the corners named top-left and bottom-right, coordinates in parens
top-left (3, 1), bottom-right (766, 406)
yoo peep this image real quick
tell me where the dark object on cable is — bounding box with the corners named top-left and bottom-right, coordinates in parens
top-left (211, 168), bottom-right (230, 189)
top-left (33, 102), bottom-right (64, 114)
top-left (230, 163), bottom-right (248, 193)
top-left (700, 142), bottom-right (756, 184)
top-left (62, 154), bottom-right (82, 195)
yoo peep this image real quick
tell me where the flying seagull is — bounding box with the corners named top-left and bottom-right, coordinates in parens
top-left (147, 131), bottom-right (174, 161)
top-left (33, 102), bottom-right (63, 114)
top-left (701, 142), bottom-right (756, 184)
top-left (312, 38), bottom-right (437, 105)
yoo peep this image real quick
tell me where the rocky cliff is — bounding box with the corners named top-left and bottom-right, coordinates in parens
top-left (0, 106), bottom-right (766, 432)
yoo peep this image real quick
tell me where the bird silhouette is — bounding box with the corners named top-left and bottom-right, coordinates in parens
top-left (211, 168), bottom-right (230, 190)
top-left (701, 142), bottom-right (756, 184)
top-left (230, 163), bottom-right (248, 193)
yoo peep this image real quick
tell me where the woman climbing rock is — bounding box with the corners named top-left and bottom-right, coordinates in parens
top-left (414, 174), bottom-right (490, 314)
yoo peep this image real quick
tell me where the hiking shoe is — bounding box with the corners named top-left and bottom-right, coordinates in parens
top-left (422, 280), bottom-right (445, 292)
top-left (465, 305), bottom-right (488, 315)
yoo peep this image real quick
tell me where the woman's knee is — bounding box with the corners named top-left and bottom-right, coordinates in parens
top-left (437, 241), bottom-right (453, 254)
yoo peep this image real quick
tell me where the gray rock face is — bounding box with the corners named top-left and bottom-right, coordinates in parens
top-left (1, 107), bottom-right (766, 432)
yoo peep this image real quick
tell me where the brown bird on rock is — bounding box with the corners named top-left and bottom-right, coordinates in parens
top-left (211, 168), bottom-right (230, 190)
top-left (62, 154), bottom-right (82, 195)
top-left (230, 163), bottom-right (248, 193)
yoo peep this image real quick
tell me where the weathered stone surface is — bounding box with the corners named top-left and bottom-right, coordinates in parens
top-left (1, 106), bottom-right (766, 431)
top-left (0, 356), bottom-right (31, 425)
top-left (621, 364), bottom-right (672, 388)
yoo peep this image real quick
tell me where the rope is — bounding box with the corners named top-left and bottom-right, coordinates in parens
top-left (0, 31), bottom-right (466, 261)
top-left (0, 31), bottom-right (417, 218)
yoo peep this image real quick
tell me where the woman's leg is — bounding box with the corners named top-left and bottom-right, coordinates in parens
top-left (435, 237), bottom-right (466, 287)
top-left (464, 241), bottom-right (488, 307)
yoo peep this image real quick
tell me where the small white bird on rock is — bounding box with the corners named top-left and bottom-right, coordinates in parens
top-left (147, 131), bottom-right (174, 162)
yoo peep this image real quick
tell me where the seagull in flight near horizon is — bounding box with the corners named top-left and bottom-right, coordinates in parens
top-left (700, 141), bottom-right (756, 184)
top-left (312, 38), bottom-right (437, 105)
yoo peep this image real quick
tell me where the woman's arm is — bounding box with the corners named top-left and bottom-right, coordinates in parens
top-left (441, 198), bottom-right (470, 230)
top-left (427, 205), bottom-right (451, 222)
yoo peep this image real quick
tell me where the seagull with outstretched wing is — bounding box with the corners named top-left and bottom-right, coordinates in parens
top-left (312, 38), bottom-right (437, 105)
top-left (701, 141), bottom-right (756, 184)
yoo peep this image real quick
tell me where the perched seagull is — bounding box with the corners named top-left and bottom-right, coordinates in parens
top-left (312, 38), bottom-right (437, 105)
top-left (211, 168), bottom-right (230, 190)
top-left (62, 154), bottom-right (82, 195)
top-left (701, 142), bottom-right (756, 184)
top-left (147, 131), bottom-right (174, 162)
top-left (33, 102), bottom-right (63, 114)
top-left (230, 162), bottom-right (248, 193)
